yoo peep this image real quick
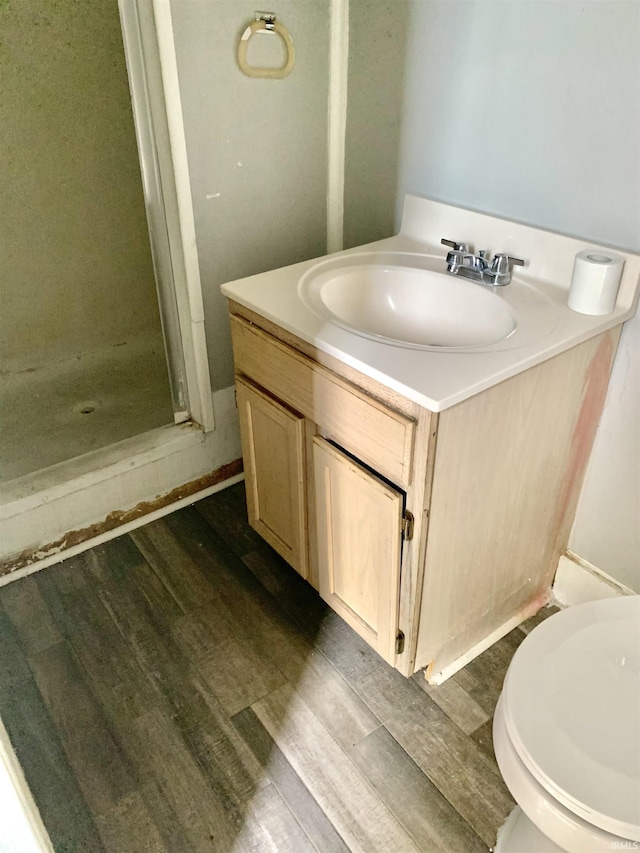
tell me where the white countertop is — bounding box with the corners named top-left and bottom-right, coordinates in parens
top-left (221, 196), bottom-right (640, 412)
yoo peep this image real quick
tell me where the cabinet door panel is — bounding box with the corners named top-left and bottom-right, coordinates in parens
top-left (313, 436), bottom-right (403, 664)
top-left (236, 377), bottom-right (307, 578)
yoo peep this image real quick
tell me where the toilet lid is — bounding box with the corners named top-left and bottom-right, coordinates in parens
top-left (502, 596), bottom-right (640, 841)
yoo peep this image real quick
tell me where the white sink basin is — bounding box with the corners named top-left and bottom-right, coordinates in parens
top-left (299, 252), bottom-right (517, 349)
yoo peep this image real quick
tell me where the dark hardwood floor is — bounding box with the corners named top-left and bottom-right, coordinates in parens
top-left (0, 483), bottom-right (557, 852)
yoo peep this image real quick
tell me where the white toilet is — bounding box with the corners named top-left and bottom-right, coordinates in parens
top-left (493, 595), bottom-right (640, 852)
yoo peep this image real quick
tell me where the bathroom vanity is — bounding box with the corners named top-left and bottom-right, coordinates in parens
top-left (222, 196), bottom-right (639, 682)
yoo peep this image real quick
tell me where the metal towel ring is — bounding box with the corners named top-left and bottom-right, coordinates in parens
top-left (238, 13), bottom-right (295, 79)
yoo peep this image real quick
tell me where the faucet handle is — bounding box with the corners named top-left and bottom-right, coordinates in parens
top-left (491, 253), bottom-right (525, 274)
top-left (441, 238), bottom-right (469, 253)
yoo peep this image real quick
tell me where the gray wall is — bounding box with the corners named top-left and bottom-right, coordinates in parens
top-left (1, 0), bottom-right (163, 362)
top-left (394, 0), bottom-right (640, 590)
top-left (171, 0), bottom-right (330, 392)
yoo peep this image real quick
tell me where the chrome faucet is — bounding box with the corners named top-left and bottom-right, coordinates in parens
top-left (441, 239), bottom-right (525, 287)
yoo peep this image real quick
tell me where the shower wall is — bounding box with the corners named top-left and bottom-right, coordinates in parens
top-left (1, 0), bottom-right (163, 364)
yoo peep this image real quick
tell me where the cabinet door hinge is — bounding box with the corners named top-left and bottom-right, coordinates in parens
top-left (401, 510), bottom-right (414, 541)
top-left (395, 630), bottom-right (405, 655)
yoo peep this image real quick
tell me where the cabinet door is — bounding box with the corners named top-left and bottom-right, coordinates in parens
top-left (313, 436), bottom-right (404, 664)
top-left (236, 377), bottom-right (308, 578)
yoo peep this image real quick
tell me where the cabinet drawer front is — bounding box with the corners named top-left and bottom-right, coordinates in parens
top-left (236, 377), bottom-right (308, 578)
top-left (231, 316), bottom-right (415, 487)
top-left (313, 436), bottom-right (403, 664)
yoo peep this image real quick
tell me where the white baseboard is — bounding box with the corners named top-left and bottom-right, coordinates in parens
top-left (553, 551), bottom-right (635, 607)
top-left (426, 609), bottom-right (530, 685)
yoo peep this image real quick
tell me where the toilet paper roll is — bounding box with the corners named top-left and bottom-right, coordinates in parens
top-left (567, 249), bottom-right (624, 316)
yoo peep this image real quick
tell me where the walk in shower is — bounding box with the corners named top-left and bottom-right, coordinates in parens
top-left (1, 0), bottom-right (176, 482)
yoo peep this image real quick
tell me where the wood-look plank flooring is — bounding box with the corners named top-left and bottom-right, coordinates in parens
top-left (0, 483), bottom-right (558, 852)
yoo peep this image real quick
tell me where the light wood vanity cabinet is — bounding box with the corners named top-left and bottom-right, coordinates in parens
top-left (229, 305), bottom-right (620, 680)
top-left (237, 367), bottom-right (405, 663)
top-left (231, 312), bottom-right (415, 666)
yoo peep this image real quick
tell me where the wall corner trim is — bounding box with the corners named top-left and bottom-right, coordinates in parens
top-left (326, 0), bottom-right (349, 254)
